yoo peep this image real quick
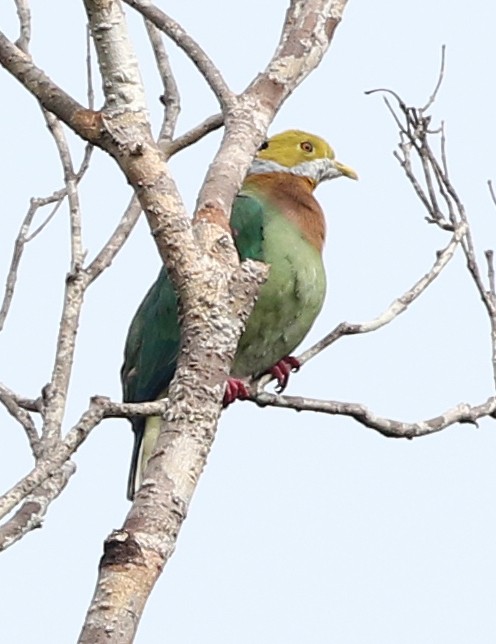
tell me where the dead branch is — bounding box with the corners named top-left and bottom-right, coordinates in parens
top-left (0, 8), bottom-right (94, 332)
top-left (162, 113), bottom-right (224, 157)
top-left (0, 193), bottom-right (62, 331)
top-left (0, 382), bottom-right (39, 455)
top-left (370, 68), bottom-right (496, 390)
top-left (85, 196), bottom-right (142, 283)
top-left (252, 392), bottom-right (496, 439)
top-left (123, 0), bottom-right (233, 109)
top-left (0, 123), bottom-right (93, 331)
top-left (0, 462), bottom-right (75, 552)
top-left (14, 0), bottom-right (31, 53)
top-left (144, 19), bottom-right (180, 142)
top-left (488, 180), bottom-right (496, 208)
top-left (0, 395), bottom-right (110, 523)
top-left (422, 44), bottom-right (446, 112)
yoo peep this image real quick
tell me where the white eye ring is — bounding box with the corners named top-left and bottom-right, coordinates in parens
top-left (300, 141), bottom-right (313, 153)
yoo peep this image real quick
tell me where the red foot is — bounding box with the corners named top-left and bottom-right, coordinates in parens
top-left (223, 378), bottom-right (251, 407)
top-left (269, 356), bottom-right (301, 393)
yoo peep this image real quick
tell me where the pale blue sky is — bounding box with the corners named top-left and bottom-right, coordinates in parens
top-left (1, 1), bottom-right (496, 642)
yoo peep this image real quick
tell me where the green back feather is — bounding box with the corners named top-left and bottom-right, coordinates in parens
top-left (230, 193), bottom-right (265, 261)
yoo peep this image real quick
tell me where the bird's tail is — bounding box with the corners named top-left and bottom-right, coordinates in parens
top-left (127, 415), bottom-right (162, 500)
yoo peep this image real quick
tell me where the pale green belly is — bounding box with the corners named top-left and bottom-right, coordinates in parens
top-left (232, 221), bottom-right (326, 378)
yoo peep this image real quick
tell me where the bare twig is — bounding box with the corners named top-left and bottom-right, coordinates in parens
top-left (0, 382), bottom-right (39, 455)
top-left (0, 395), bottom-right (110, 522)
top-left (486, 251), bottom-right (495, 296)
top-left (161, 113), bottom-right (223, 158)
top-left (43, 111), bottom-right (85, 268)
top-left (0, 462), bottom-right (75, 552)
top-left (81, 23), bottom-right (95, 171)
top-left (14, 0), bottom-right (31, 53)
top-left (85, 195), bottom-right (142, 282)
top-left (85, 23), bottom-right (95, 110)
top-left (422, 45), bottom-right (446, 112)
top-left (0, 194), bottom-right (60, 331)
top-left (3, 17), bottom-right (94, 453)
top-left (144, 19), bottom-right (180, 142)
top-left (0, 30), bottom-right (98, 140)
top-left (488, 180), bottom-right (496, 207)
top-left (123, 0), bottom-right (233, 110)
top-left (40, 272), bottom-right (89, 446)
top-left (35, 105), bottom-right (88, 447)
top-left (0, 20), bottom-right (94, 332)
top-left (369, 54), bottom-right (496, 392)
top-left (26, 199), bottom-right (64, 242)
top-left (0, 393), bottom-right (170, 524)
top-left (0, 145), bottom-right (94, 332)
top-left (252, 392), bottom-right (496, 439)
top-left (365, 87), bottom-right (405, 107)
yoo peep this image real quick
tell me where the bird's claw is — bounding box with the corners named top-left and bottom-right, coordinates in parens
top-left (223, 356), bottom-right (300, 405)
top-left (223, 378), bottom-right (251, 407)
top-left (269, 356), bottom-right (301, 393)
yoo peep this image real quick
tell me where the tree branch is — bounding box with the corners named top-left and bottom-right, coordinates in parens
top-left (0, 462), bottom-right (75, 552)
top-left (252, 392), bottom-right (496, 439)
top-left (0, 396), bottom-right (109, 523)
top-left (85, 195), bottom-right (142, 283)
top-left (0, 382), bottom-right (39, 455)
top-left (370, 75), bottom-right (496, 391)
top-left (0, 193), bottom-right (61, 331)
top-left (83, 0), bottom-right (147, 113)
top-left (123, 0), bottom-right (233, 110)
top-left (0, 30), bottom-right (100, 142)
top-left (14, 0), bottom-right (31, 52)
top-left (161, 113), bottom-right (223, 158)
top-left (0, 145), bottom-right (93, 332)
top-left (144, 18), bottom-right (180, 142)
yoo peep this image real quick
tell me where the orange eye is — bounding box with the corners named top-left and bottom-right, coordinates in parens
top-left (300, 141), bottom-right (313, 153)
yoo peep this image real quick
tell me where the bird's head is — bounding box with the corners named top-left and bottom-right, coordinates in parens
top-left (249, 129), bottom-right (357, 187)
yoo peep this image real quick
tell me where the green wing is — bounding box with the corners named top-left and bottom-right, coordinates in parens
top-left (121, 266), bottom-right (180, 417)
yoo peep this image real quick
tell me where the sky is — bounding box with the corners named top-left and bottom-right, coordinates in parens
top-left (1, 1), bottom-right (496, 642)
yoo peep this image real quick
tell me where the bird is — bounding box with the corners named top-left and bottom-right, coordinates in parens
top-left (122, 129), bottom-right (357, 500)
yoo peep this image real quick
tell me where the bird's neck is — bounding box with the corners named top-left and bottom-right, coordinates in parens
top-left (244, 173), bottom-right (326, 253)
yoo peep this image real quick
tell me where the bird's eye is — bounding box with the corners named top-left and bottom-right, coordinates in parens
top-left (300, 141), bottom-right (313, 153)
top-left (258, 141), bottom-right (269, 151)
